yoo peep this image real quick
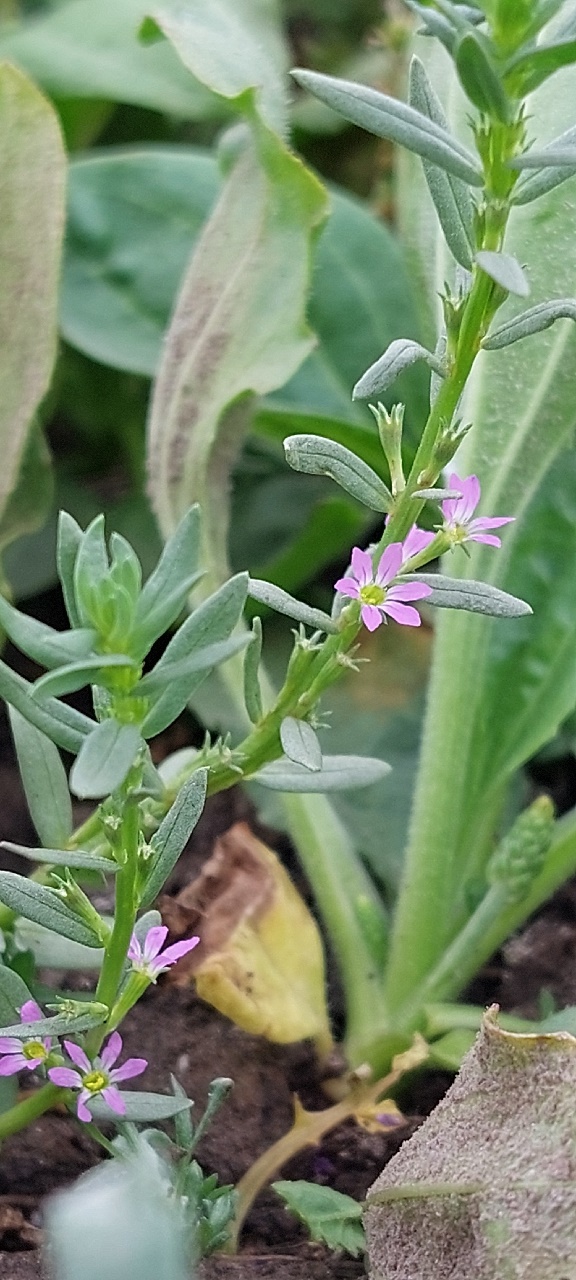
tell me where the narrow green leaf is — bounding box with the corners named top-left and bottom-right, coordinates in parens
top-left (504, 37), bottom-right (576, 96)
top-left (9, 708), bottom-right (73, 849)
top-left (283, 434), bottom-right (392, 513)
top-left (455, 31), bottom-right (511, 121)
top-left (88, 1091), bottom-right (193, 1124)
top-left (273, 1181), bottom-right (364, 1256)
top-left (0, 660), bottom-right (92, 754)
top-left (132, 505), bottom-right (203, 654)
top-left (404, 2), bottom-right (459, 52)
top-left (0, 842), bottom-right (118, 874)
top-left (280, 717), bottom-right (323, 772)
top-left (148, 0), bottom-right (289, 136)
top-left (141, 575), bottom-right (248, 739)
top-left (0, 64), bottom-right (65, 560)
top-left (140, 769), bottom-right (207, 908)
top-left (406, 573), bottom-right (532, 617)
top-left (512, 124), bottom-right (576, 204)
top-left (247, 579), bottom-right (337, 633)
top-left (483, 299), bottom-right (576, 349)
top-left (291, 69), bottom-right (484, 186)
top-left (0, 873), bottom-right (102, 947)
top-left (353, 339), bottom-right (446, 400)
top-left (253, 755), bottom-right (391, 792)
top-left (0, 1006), bottom-right (107, 1040)
top-left (73, 514), bottom-right (109, 626)
top-left (57, 511), bottom-right (83, 628)
top-left (475, 250), bottom-right (530, 296)
top-left (0, 593), bottom-right (96, 672)
top-left (0, 964), bottom-right (33, 1028)
top-left (33, 655), bottom-right (137, 702)
top-left (408, 57), bottom-right (474, 270)
top-left (137, 634), bottom-right (250, 697)
top-left (243, 616), bottom-right (264, 724)
top-left (70, 721), bottom-right (143, 799)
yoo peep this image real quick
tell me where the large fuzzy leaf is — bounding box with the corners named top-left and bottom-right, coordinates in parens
top-left (385, 18), bottom-right (576, 1014)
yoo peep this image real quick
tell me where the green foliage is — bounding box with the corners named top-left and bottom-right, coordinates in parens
top-left (8, 709), bottom-right (72, 849)
top-left (273, 1180), bottom-right (365, 1255)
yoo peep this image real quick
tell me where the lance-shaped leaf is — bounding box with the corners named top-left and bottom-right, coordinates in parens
top-left (475, 250), bottom-right (530, 297)
top-left (512, 123), bottom-right (576, 205)
top-left (291, 69), bottom-right (483, 186)
top-left (146, 0), bottom-right (289, 136)
top-left (1, 842), bottom-right (118, 874)
top-left (140, 769), bottom-right (208, 908)
top-left (9, 709), bottom-right (73, 850)
top-left (283, 434), bottom-right (392, 512)
top-left (0, 1006), bottom-right (108, 1040)
top-left (141, 575), bottom-right (248, 738)
top-left (280, 717), bottom-right (322, 772)
top-left (137, 634), bottom-right (250, 698)
top-left (32, 655), bottom-right (138, 702)
top-left (353, 339), bottom-right (446, 400)
top-left (0, 873), bottom-right (103, 946)
top-left (88, 1091), bottom-right (193, 1124)
top-left (0, 594), bottom-right (96, 671)
top-left (70, 721), bottom-right (143, 799)
top-left (0, 64), bottom-right (64, 567)
top-left (147, 118), bottom-right (327, 590)
top-left (409, 57), bottom-right (474, 270)
top-left (483, 298), bottom-right (576, 349)
top-left (455, 31), bottom-right (511, 122)
top-left (247, 579), bottom-right (337, 633)
top-left (131, 505), bottom-right (203, 656)
top-left (403, 574), bottom-right (532, 618)
top-left (0, 660), bottom-right (92, 754)
top-left (243, 616), bottom-right (264, 724)
top-left (253, 755), bottom-right (391, 792)
top-left (504, 36), bottom-right (576, 96)
top-left (57, 511), bottom-right (83, 628)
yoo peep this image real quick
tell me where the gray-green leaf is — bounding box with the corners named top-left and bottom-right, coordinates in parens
top-left (70, 721), bottom-right (143, 799)
top-left (253, 755), bottom-right (391, 792)
top-left (280, 717), bottom-right (323, 772)
top-left (0, 1006), bottom-right (107, 1040)
top-left (475, 251), bottom-right (530, 297)
top-left (353, 339), bottom-right (446, 399)
top-left (0, 964), bottom-right (33, 1028)
top-left (243, 616), bottom-right (264, 724)
top-left (247, 579), bottom-right (337, 633)
top-left (140, 769), bottom-right (207, 909)
top-left (87, 1090), bottom-right (193, 1124)
top-left (0, 842), bottom-right (118, 874)
top-left (283, 434), bottom-right (392, 512)
top-left (0, 873), bottom-right (103, 946)
top-left (483, 298), bottom-right (576, 350)
top-left (405, 574), bottom-right (532, 618)
top-left (512, 124), bottom-right (576, 205)
top-left (9, 708), bottom-right (73, 849)
top-left (408, 57), bottom-right (474, 270)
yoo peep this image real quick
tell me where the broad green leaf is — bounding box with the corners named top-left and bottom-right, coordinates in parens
top-left (140, 769), bottom-right (207, 908)
top-left (504, 36), bottom-right (576, 96)
top-left (283, 434), bottom-right (392, 512)
top-left (455, 31), bottom-right (510, 121)
top-left (8, 709), bottom-right (73, 849)
top-left (0, 64), bottom-right (64, 559)
top-left (0, 873), bottom-right (102, 946)
top-left (1, 842), bottom-right (118, 874)
top-left (70, 720), bottom-right (143, 799)
top-left (273, 1180), bottom-right (364, 1256)
top-left (15, 919), bottom-right (104, 970)
top-left (0, 0), bottom-right (222, 119)
top-left (147, 0), bottom-right (289, 135)
top-left (0, 964), bottom-right (33, 1028)
top-left (253, 754), bottom-right (391, 792)
top-left (0, 1006), bottom-right (107, 1040)
top-left (385, 25), bottom-right (576, 1013)
top-left (147, 120), bottom-right (328, 591)
top-left (280, 717), bottom-right (323, 771)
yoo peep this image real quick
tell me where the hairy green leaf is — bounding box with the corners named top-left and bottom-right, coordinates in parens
top-left (354, 339), bottom-right (446, 399)
top-left (408, 57), bottom-right (474, 270)
top-left (0, 873), bottom-right (102, 946)
top-left (253, 755), bottom-right (391, 792)
top-left (408, 573), bottom-right (532, 617)
top-left (283, 434), bottom-right (392, 512)
top-left (87, 1090), bottom-right (193, 1123)
top-left (247, 579), bottom-right (337, 633)
top-left (1, 842), bottom-right (118, 874)
top-left (70, 721), bottom-right (143, 799)
top-left (0, 1006), bottom-right (107, 1040)
top-left (140, 769), bottom-right (207, 908)
top-left (243, 616), bottom-right (264, 723)
top-left (280, 717), bottom-right (323, 772)
top-left (0, 964), bottom-right (33, 1028)
top-left (475, 250), bottom-right (530, 296)
top-left (483, 298), bottom-right (576, 348)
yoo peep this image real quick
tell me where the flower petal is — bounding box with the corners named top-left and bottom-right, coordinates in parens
top-left (77, 1090), bottom-right (92, 1123)
top-left (20, 1000), bottom-right (43, 1024)
top-left (127, 934), bottom-right (143, 963)
top-left (109, 1057), bottom-right (147, 1084)
top-left (469, 532), bottom-right (502, 547)
top-left (48, 1067), bottom-right (83, 1089)
top-left (142, 925), bottom-right (168, 963)
top-left (102, 1085), bottom-right (126, 1116)
top-left (100, 1032), bottom-right (122, 1071)
top-left (402, 527), bottom-right (435, 561)
top-left (0, 1055), bottom-right (27, 1075)
top-left (458, 474), bottom-right (480, 522)
top-left (153, 937), bottom-right (200, 970)
top-left (334, 576), bottom-right (360, 600)
top-left (361, 604), bottom-right (384, 631)
top-left (376, 543), bottom-right (402, 587)
top-left (0, 1038), bottom-right (27, 1054)
top-left (351, 546), bottom-right (373, 587)
top-left (469, 515), bottom-right (514, 531)
top-left (63, 1040), bottom-right (91, 1073)
top-left (382, 600), bottom-right (423, 627)
top-left (387, 582), bottom-right (432, 602)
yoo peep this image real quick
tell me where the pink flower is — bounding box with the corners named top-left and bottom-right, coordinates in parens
top-left (48, 1032), bottom-right (147, 1122)
top-left (0, 1001), bottom-right (52, 1076)
top-left (335, 545), bottom-right (432, 631)
top-left (402, 525), bottom-right (435, 563)
top-left (127, 925), bottom-right (199, 981)
top-left (441, 473), bottom-right (513, 548)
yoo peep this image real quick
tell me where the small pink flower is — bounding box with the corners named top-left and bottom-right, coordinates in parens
top-left (441, 473), bottom-right (513, 548)
top-left (48, 1032), bottom-right (147, 1122)
top-left (335, 545), bottom-right (432, 631)
top-left (402, 525), bottom-right (435, 563)
top-left (127, 925), bottom-right (199, 981)
top-left (0, 1001), bottom-right (52, 1076)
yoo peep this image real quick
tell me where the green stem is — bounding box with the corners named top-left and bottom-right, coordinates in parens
top-left (0, 1082), bottom-right (63, 1140)
top-left (85, 799), bottom-right (140, 1057)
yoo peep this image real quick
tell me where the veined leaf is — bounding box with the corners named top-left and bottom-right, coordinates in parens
top-left (273, 1181), bottom-right (364, 1256)
top-left (0, 1006), bottom-right (107, 1040)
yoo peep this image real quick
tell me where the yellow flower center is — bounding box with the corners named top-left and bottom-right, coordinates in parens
top-left (359, 584), bottom-right (385, 606)
top-left (23, 1041), bottom-right (46, 1061)
top-left (83, 1069), bottom-right (108, 1094)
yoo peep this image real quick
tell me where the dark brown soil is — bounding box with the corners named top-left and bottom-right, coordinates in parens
top-left (0, 682), bottom-right (575, 1280)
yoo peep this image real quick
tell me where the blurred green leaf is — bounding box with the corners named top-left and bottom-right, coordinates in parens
top-left (9, 708), bottom-right (73, 849)
top-left (273, 1180), bottom-right (364, 1256)
top-left (0, 63), bottom-right (64, 571)
top-left (0, 0), bottom-right (223, 119)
